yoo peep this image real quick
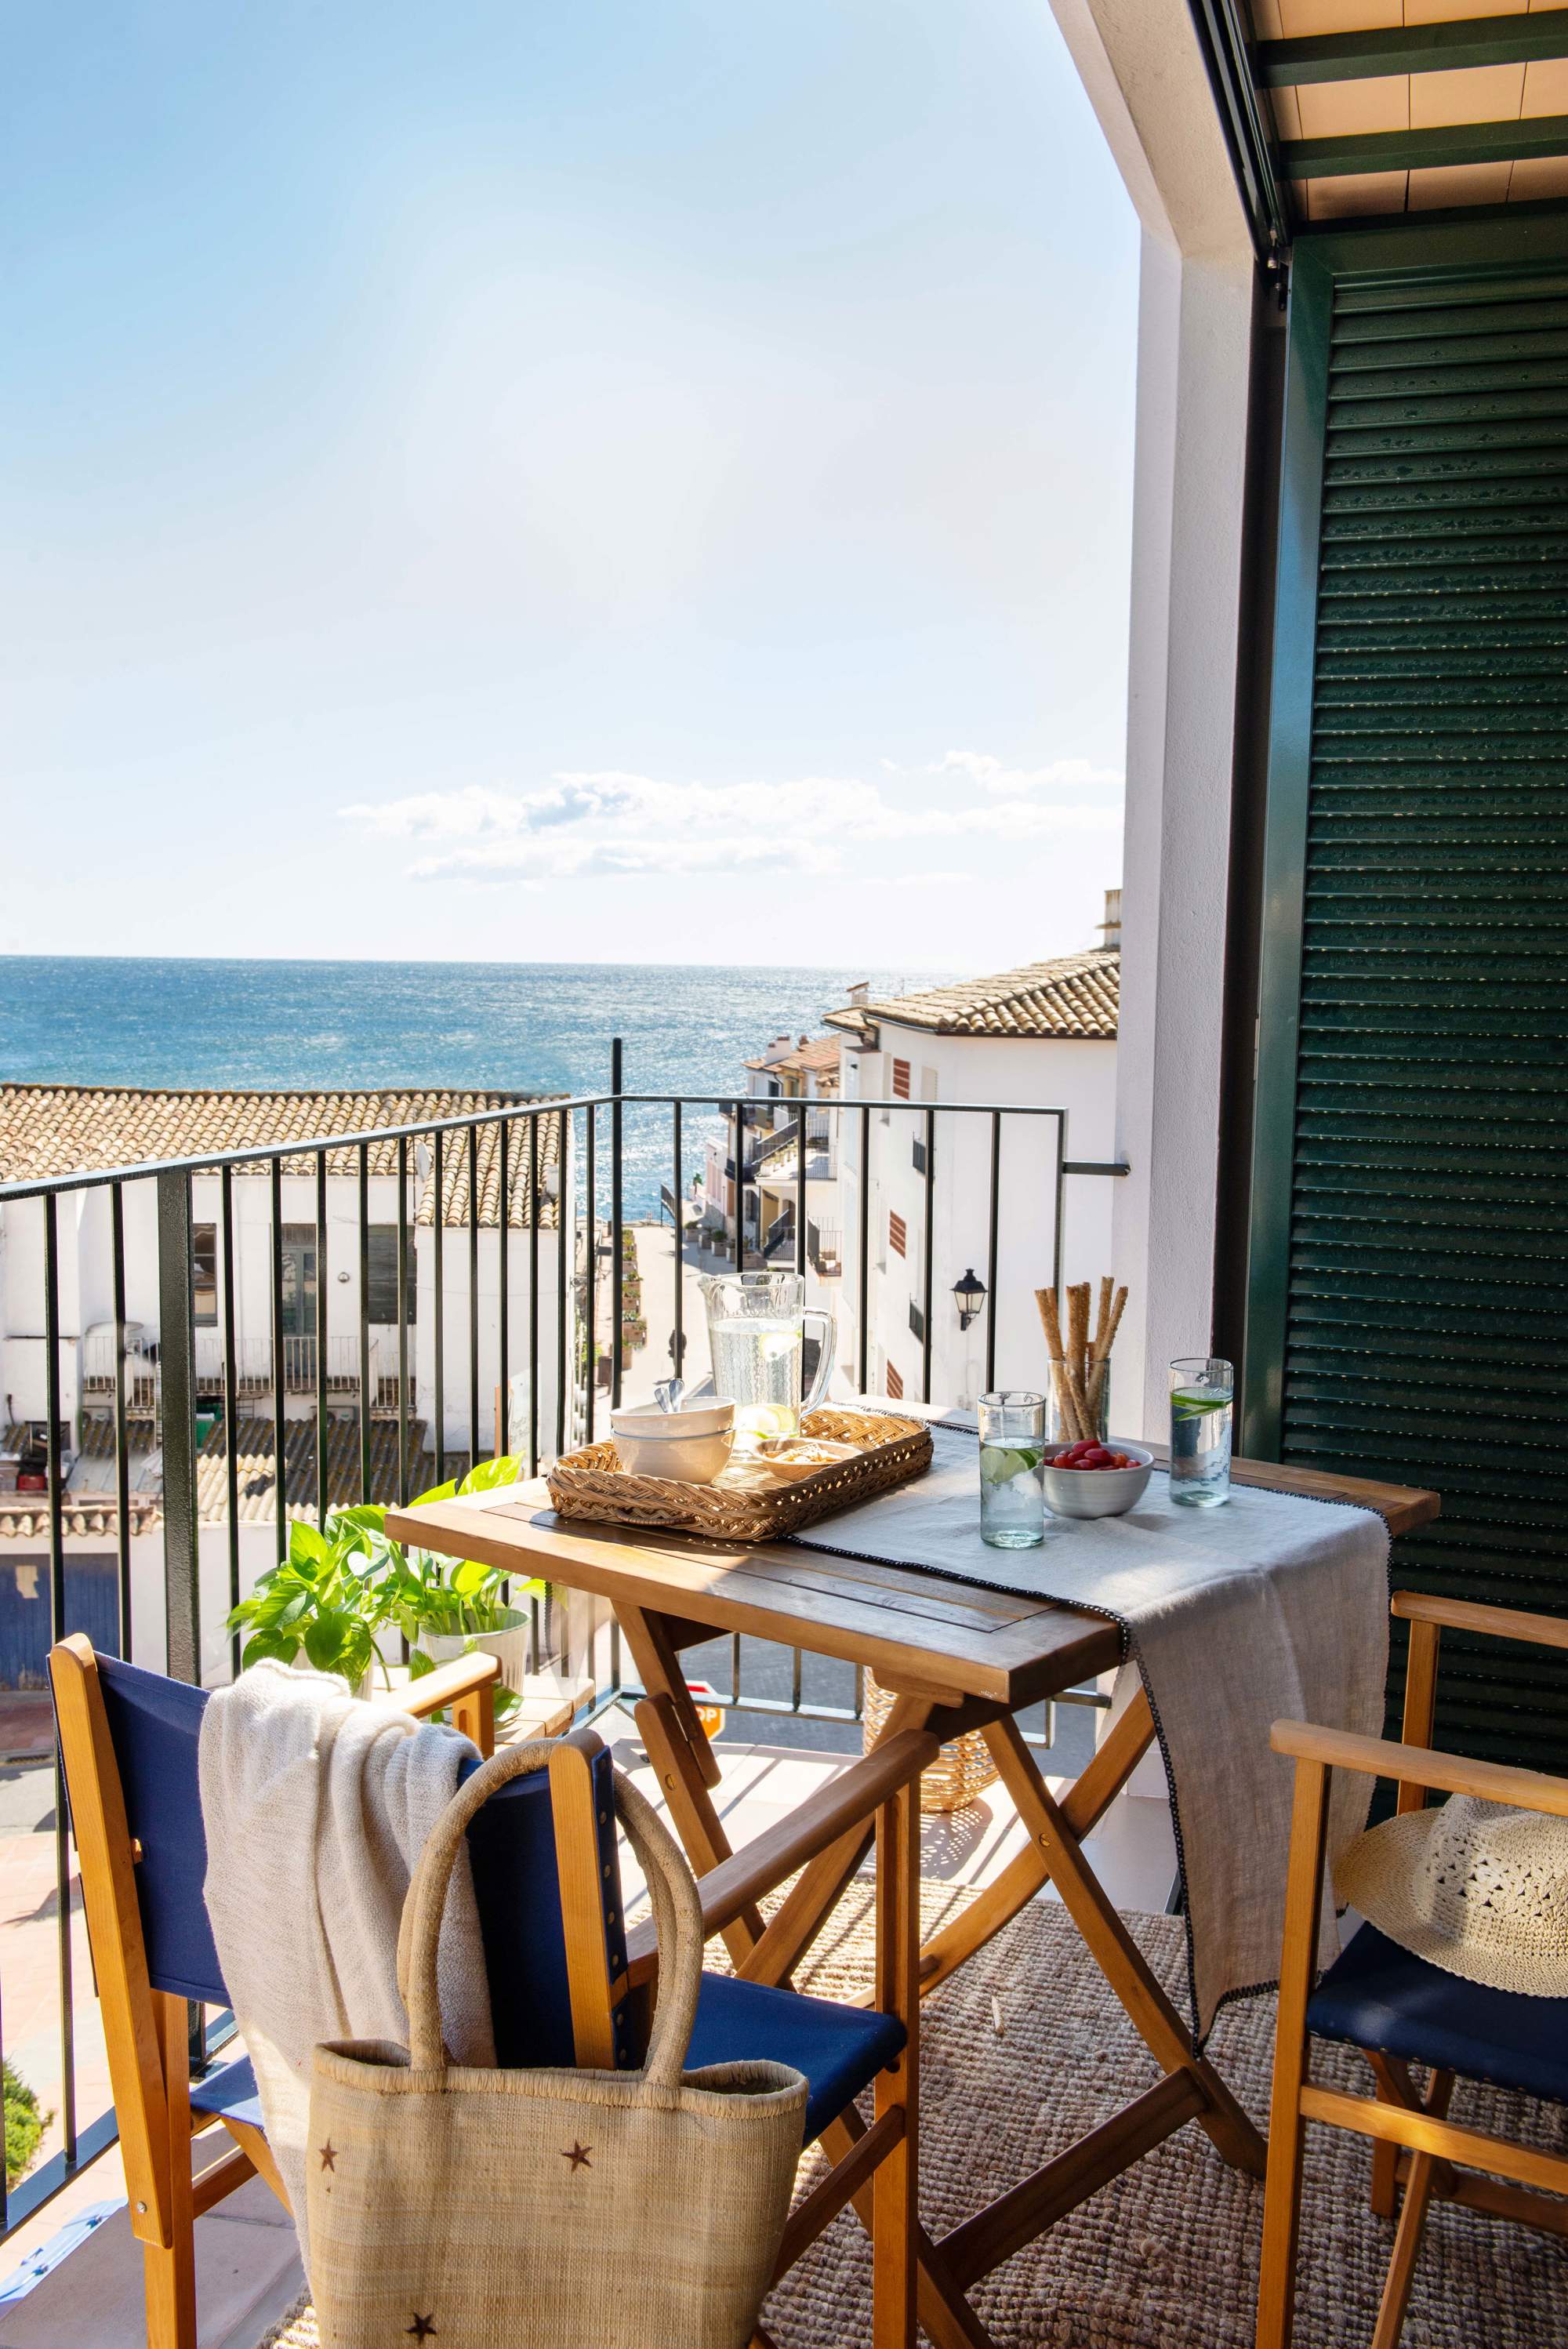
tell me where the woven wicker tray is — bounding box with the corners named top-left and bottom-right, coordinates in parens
top-left (546, 1407), bottom-right (933, 1543)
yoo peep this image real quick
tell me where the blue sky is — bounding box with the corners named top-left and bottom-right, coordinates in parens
top-left (3, 1), bottom-right (1137, 971)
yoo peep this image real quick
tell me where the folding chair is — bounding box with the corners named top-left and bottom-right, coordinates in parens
top-left (1257, 1589), bottom-right (1568, 2349)
top-left (50, 1636), bottom-right (936, 2349)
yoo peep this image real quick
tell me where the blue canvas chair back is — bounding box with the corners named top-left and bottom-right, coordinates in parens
top-left (96, 1654), bottom-right (625, 2071)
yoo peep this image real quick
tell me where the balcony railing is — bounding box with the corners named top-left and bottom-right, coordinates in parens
top-left (0, 1054), bottom-right (1125, 2243)
top-left (81, 1331), bottom-right (413, 1407)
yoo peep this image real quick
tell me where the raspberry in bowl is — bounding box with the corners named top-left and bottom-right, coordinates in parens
top-left (1040, 1440), bottom-right (1154, 1519)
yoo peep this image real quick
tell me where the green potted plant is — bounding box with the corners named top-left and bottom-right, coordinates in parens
top-left (226, 1511), bottom-right (394, 1693)
top-left (379, 1457), bottom-right (538, 1697)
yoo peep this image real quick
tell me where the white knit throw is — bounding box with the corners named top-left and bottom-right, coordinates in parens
top-left (198, 1661), bottom-right (495, 2272)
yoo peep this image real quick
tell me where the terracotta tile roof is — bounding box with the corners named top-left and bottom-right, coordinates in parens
top-left (741, 1035), bottom-right (841, 1085)
top-left (824, 947), bottom-right (1118, 1041)
top-left (0, 1086), bottom-right (564, 1226)
top-left (1, 1416), bottom-right (470, 1538)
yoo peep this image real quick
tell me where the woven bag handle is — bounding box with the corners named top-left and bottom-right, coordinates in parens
top-left (399, 1738), bottom-right (704, 2089)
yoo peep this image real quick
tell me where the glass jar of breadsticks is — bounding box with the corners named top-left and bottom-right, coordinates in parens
top-left (1034, 1278), bottom-right (1127, 1450)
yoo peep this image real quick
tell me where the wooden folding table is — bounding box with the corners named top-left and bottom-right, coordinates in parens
top-left (389, 1456), bottom-right (1436, 2349)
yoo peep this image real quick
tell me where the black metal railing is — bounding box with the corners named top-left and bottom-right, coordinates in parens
top-left (0, 1047), bottom-right (1126, 2242)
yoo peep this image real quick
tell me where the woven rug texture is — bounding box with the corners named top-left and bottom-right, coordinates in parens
top-left (258, 1881), bottom-right (1567, 2348)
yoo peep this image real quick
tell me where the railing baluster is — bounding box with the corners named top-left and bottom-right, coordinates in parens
top-left (44, 1195), bottom-right (76, 2164)
top-left (555, 1110), bottom-right (568, 1461)
top-left (732, 1098), bottom-right (745, 1273)
top-left (467, 1122), bottom-right (481, 1466)
top-left (498, 1117), bottom-right (510, 1463)
top-left (610, 1039), bottom-right (624, 1410)
top-left (985, 1108), bottom-right (1001, 1396)
top-left (220, 1166), bottom-right (240, 1676)
top-left (795, 1095), bottom-right (807, 1278)
top-left (584, 1106), bottom-right (597, 1443)
top-left (1052, 1109), bottom-right (1067, 1304)
top-left (156, 1169), bottom-right (200, 1686)
top-left (527, 1116), bottom-right (540, 1477)
top-left (358, 1142), bottom-right (371, 1505)
top-left (433, 1129), bottom-right (445, 1486)
top-left (396, 1135), bottom-right (410, 1507)
top-left (314, 1149), bottom-right (328, 1528)
top-left (857, 1102), bottom-right (870, 1396)
top-left (111, 1183), bottom-right (131, 1661)
top-left (920, 1106), bottom-right (935, 1404)
top-left (270, 1158), bottom-right (287, 1557)
top-left (671, 1101), bottom-right (684, 1387)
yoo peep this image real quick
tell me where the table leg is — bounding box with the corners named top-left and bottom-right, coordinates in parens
top-left (620, 1607), bottom-right (766, 1968)
top-left (909, 1682), bottom-right (1160, 1996)
top-left (982, 1714), bottom-right (1266, 2180)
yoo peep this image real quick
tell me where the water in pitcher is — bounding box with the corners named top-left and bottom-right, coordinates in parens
top-left (708, 1316), bottom-right (804, 1440)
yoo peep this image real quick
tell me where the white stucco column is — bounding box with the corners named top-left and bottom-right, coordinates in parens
top-left (1049, 0), bottom-right (1259, 1435)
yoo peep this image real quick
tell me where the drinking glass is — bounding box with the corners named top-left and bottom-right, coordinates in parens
top-left (978, 1392), bottom-right (1046, 1549)
top-left (1169, 1358), bottom-right (1233, 1507)
top-left (1046, 1371), bottom-right (1109, 1451)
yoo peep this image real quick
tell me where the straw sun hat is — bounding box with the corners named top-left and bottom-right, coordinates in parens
top-left (1336, 1797), bottom-right (1568, 1999)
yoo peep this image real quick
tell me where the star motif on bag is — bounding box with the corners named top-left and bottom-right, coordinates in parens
top-left (561, 2141), bottom-right (593, 2172)
top-left (317, 2141), bottom-right (337, 2173)
top-left (406, 2317), bottom-right (437, 2341)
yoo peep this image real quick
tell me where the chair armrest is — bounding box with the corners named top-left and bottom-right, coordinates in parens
top-left (380, 1651), bottom-right (501, 1719)
top-left (1392, 1590), bottom-right (1568, 1654)
top-left (624, 1726), bottom-right (939, 1981)
top-left (1270, 1718), bottom-right (1568, 1819)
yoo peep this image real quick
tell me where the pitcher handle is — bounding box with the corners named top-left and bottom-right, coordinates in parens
top-left (802, 1307), bottom-right (837, 1414)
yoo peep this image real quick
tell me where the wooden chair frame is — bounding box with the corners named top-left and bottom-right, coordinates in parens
top-left (1257, 1590), bottom-right (1568, 2349)
top-left (48, 1634), bottom-right (502, 2349)
top-left (605, 1708), bottom-right (940, 2349)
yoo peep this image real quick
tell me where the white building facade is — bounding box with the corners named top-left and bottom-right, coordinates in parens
top-left (828, 909), bottom-right (1120, 1414)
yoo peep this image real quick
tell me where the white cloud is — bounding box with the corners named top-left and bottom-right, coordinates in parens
top-left (342, 753), bottom-right (1123, 886)
top-left (935, 750), bottom-right (1123, 797)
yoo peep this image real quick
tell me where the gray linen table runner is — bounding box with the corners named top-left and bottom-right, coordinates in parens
top-left (789, 1414), bottom-right (1390, 2039)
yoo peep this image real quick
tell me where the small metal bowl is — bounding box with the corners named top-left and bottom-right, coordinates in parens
top-left (1041, 1441), bottom-right (1155, 1519)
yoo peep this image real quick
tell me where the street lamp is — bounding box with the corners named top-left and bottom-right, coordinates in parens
top-left (952, 1268), bottom-right (987, 1332)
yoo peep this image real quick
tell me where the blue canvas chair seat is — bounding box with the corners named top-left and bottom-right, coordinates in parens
top-left (187, 2002), bottom-right (905, 2153)
top-left (1307, 1922), bottom-right (1568, 2110)
top-left (187, 2053), bottom-right (264, 2133)
top-left (1256, 1589), bottom-right (1568, 2349)
top-left (52, 1638), bottom-right (935, 2349)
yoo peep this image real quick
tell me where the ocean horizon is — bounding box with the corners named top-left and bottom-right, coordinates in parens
top-left (0, 956), bottom-right (955, 1216)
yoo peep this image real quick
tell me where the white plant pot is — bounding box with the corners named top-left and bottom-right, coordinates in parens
top-left (418, 1608), bottom-right (530, 1694)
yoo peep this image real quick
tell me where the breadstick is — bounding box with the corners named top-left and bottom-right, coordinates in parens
top-left (1034, 1286), bottom-right (1084, 1441)
top-left (1065, 1283), bottom-right (1093, 1435)
top-left (1087, 1283), bottom-right (1128, 1421)
top-left (1092, 1275), bottom-right (1112, 1365)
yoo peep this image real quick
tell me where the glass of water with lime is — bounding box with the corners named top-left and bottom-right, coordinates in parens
top-left (978, 1391), bottom-right (1046, 1548)
top-left (1170, 1357), bottom-right (1233, 1507)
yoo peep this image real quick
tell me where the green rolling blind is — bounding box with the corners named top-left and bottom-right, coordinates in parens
top-left (1261, 233), bottom-right (1568, 1771)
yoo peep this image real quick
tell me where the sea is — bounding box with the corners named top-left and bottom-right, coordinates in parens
top-left (0, 957), bottom-right (952, 1218)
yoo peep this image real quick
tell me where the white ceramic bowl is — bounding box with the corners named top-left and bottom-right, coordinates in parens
top-left (610, 1399), bottom-right (735, 1439)
top-left (611, 1401), bottom-right (735, 1484)
top-left (1041, 1440), bottom-right (1154, 1519)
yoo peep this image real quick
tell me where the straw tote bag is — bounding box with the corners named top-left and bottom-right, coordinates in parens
top-left (306, 1740), bottom-right (808, 2349)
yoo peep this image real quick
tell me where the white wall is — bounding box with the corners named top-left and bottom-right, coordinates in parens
top-left (1050, 0), bottom-right (1258, 1436)
top-left (837, 1024), bottom-right (1117, 1411)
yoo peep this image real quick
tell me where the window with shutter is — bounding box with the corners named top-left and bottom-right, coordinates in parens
top-left (886, 1361), bottom-right (904, 1401)
top-left (1245, 219), bottom-right (1568, 1774)
top-left (889, 1211), bottom-right (906, 1258)
top-left (891, 1058), bottom-right (911, 1099)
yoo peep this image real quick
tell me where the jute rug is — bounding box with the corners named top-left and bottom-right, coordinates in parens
top-left (258, 1881), bottom-right (1567, 2347)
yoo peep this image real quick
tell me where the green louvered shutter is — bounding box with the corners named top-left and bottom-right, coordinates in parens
top-left (1256, 232), bottom-right (1568, 1772)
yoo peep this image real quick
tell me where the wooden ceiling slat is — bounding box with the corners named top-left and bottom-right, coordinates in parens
top-left (1283, 113), bottom-right (1568, 178)
top-left (1258, 15), bottom-right (1568, 89)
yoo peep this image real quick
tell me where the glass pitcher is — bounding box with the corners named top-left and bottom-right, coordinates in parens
top-left (698, 1270), bottom-right (837, 1441)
